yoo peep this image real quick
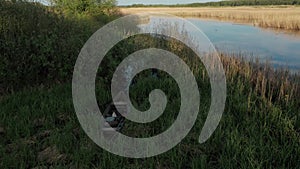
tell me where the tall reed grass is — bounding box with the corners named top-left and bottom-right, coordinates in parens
top-left (121, 6), bottom-right (300, 30)
top-left (220, 53), bottom-right (300, 106)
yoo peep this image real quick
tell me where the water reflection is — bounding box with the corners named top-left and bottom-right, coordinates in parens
top-left (189, 18), bottom-right (300, 71)
top-left (139, 16), bottom-right (300, 71)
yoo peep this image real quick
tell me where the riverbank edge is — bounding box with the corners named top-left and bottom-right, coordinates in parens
top-left (120, 6), bottom-right (300, 31)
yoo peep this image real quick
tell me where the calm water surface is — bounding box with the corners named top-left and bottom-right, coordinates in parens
top-left (140, 17), bottom-right (300, 71)
top-left (189, 18), bottom-right (300, 71)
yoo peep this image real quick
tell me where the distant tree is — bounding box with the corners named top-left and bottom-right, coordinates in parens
top-left (134, 0), bottom-right (300, 7)
top-left (51, 0), bottom-right (116, 14)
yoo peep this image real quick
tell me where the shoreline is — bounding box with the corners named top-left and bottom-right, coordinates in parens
top-left (120, 6), bottom-right (300, 31)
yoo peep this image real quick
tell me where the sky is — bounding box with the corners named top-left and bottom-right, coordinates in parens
top-left (117, 0), bottom-right (220, 6)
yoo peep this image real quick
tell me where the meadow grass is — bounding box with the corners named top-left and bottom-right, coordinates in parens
top-left (1, 2), bottom-right (300, 168)
top-left (120, 6), bottom-right (300, 31)
top-left (0, 49), bottom-right (299, 168)
top-left (0, 56), bottom-right (300, 168)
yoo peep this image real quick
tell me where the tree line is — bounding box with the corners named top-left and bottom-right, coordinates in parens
top-left (126, 0), bottom-right (300, 7)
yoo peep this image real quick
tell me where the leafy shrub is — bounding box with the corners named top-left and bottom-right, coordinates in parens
top-left (0, 1), bottom-right (117, 93)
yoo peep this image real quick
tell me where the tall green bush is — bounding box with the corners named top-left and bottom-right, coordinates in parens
top-left (0, 1), bottom-right (118, 93)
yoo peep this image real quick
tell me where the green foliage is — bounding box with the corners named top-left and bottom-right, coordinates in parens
top-left (0, 1), bottom-right (299, 168)
top-left (0, 1), bottom-right (118, 93)
top-left (0, 57), bottom-right (299, 168)
top-left (52, 0), bottom-right (117, 16)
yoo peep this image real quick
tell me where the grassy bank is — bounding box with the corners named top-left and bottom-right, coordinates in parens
top-left (1, 1), bottom-right (300, 168)
top-left (0, 1), bottom-right (119, 94)
top-left (120, 6), bottom-right (300, 31)
top-left (1, 31), bottom-right (300, 168)
top-left (0, 54), bottom-right (299, 168)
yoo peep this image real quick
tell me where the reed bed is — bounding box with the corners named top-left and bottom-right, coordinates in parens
top-left (131, 34), bottom-right (300, 112)
top-left (121, 6), bottom-right (300, 30)
top-left (220, 53), bottom-right (300, 106)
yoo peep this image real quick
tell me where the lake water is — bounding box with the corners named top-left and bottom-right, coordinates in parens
top-left (189, 18), bottom-right (300, 71)
top-left (139, 16), bottom-right (300, 72)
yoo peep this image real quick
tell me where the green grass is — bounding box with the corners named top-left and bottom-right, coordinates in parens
top-left (0, 1), bottom-right (119, 93)
top-left (0, 56), bottom-right (299, 168)
top-left (1, 1), bottom-right (300, 168)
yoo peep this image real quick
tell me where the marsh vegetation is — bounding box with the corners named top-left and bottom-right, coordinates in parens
top-left (0, 1), bottom-right (300, 168)
top-left (121, 6), bottom-right (300, 31)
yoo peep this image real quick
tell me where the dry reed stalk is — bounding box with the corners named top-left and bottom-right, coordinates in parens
top-left (121, 7), bottom-right (300, 30)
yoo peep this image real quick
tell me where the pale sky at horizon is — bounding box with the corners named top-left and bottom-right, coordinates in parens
top-left (117, 0), bottom-right (220, 6)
